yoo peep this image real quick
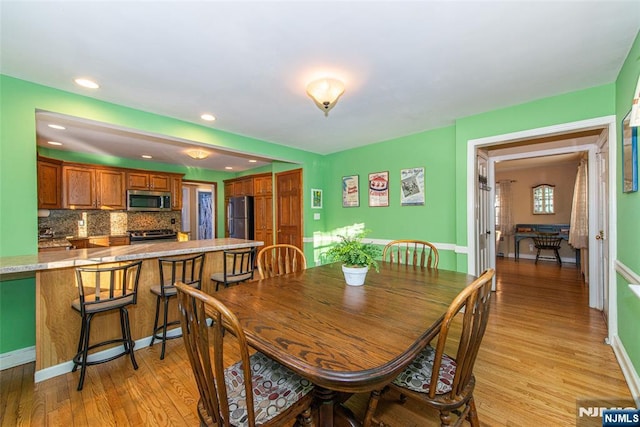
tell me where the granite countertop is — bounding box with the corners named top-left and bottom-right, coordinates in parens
top-left (1, 238), bottom-right (263, 275)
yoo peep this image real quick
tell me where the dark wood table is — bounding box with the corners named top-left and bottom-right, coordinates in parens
top-left (213, 261), bottom-right (476, 427)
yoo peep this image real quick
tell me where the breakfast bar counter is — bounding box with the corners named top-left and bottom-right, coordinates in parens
top-left (0, 238), bottom-right (262, 381)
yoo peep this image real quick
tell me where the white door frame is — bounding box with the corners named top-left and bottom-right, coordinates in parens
top-left (466, 116), bottom-right (617, 340)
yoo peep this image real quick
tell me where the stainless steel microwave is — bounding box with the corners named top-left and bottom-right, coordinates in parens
top-left (127, 190), bottom-right (172, 212)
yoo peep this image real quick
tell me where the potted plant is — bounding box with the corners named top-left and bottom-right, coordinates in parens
top-left (326, 232), bottom-right (381, 286)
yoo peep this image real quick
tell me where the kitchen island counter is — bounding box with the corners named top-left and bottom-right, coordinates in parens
top-left (1, 238), bottom-right (262, 275)
top-left (0, 238), bottom-right (263, 381)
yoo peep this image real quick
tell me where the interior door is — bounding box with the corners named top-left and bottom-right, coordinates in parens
top-left (275, 169), bottom-right (303, 250)
top-left (476, 151), bottom-right (491, 282)
top-left (596, 131), bottom-right (609, 320)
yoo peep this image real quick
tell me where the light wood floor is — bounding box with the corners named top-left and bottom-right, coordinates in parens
top-left (1, 259), bottom-right (634, 426)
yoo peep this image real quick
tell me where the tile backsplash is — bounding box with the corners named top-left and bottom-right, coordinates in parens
top-left (38, 210), bottom-right (181, 237)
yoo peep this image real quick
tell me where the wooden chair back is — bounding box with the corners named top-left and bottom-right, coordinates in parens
top-left (428, 268), bottom-right (494, 400)
top-left (382, 239), bottom-right (439, 268)
top-left (257, 244), bottom-right (307, 279)
top-left (176, 282), bottom-right (312, 427)
top-left (533, 233), bottom-right (562, 249)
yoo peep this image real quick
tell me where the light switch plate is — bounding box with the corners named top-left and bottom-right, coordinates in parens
top-left (314, 213), bottom-right (321, 220)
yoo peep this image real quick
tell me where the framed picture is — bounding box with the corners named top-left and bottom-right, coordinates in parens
top-left (342, 175), bottom-right (359, 207)
top-left (311, 188), bottom-right (323, 209)
top-left (368, 171), bottom-right (389, 207)
top-left (622, 110), bottom-right (638, 193)
top-left (400, 167), bottom-right (425, 206)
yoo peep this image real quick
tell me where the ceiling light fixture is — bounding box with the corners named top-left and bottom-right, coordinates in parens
top-left (306, 78), bottom-right (345, 116)
top-left (48, 124), bottom-right (66, 130)
top-left (186, 149), bottom-right (210, 160)
top-left (200, 113), bottom-right (216, 121)
top-left (74, 78), bottom-right (100, 89)
top-left (47, 141), bottom-right (63, 146)
top-left (141, 154), bottom-right (152, 159)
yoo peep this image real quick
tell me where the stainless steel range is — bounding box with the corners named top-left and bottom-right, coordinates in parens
top-left (128, 229), bottom-right (178, 244)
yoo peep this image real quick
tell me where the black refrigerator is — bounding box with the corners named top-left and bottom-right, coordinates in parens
top-left (228, 196), bottom-right (254, 239)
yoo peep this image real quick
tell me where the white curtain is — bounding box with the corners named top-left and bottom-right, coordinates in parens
top-left (498, 180), bottom-right (514, 236)
top-left (569, 159), bottom-right (589, 248)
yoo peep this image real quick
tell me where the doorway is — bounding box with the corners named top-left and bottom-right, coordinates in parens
top-left (466, 116), bottom-right (617, 340)
top-left (182, 181), bottom-right (216, 240)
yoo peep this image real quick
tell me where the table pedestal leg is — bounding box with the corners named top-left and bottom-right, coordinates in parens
top-left (314, 387), bottom-right (361, 427)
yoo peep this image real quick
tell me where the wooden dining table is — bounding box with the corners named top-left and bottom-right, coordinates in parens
top-left (212, 261), bottom-right (477, 427)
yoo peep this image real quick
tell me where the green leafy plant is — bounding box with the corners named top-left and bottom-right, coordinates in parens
top-left (326, 231), bottom-right (381, 272)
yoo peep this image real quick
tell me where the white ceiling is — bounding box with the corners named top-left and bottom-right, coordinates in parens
top-left (2, 1), bottom-right (639, 170)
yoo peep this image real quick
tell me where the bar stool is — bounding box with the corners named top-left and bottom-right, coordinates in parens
top-left (150, 252), bottom-right (205, 360)
top-left (72, 261), bottom-right (143, 391)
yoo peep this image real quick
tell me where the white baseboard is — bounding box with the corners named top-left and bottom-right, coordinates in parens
top-left (505, 252), bottom-right (577, 264)
top-left (31, 326), bottom-right (182, 383)
top-left (611, 334), bottom-right (640, 407)
top-left (0, 346), bottom-right (35, 371)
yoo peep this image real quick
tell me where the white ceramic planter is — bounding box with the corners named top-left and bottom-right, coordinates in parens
top-left (341, 265), bottom-right (369, 286)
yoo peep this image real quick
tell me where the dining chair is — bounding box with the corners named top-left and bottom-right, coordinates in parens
top-left (211, 247), bottom-right (257, 291)
top-left (72, 260), bottom-right (142, 391)
top-left (382, 239), bottom-right (439, 268)
top-left (256, 244), bottom-right (307, 279)
top-left (175, 282), bottom-right (314, 427)
top-left (533, 232), bottom-right (563, 265)
top-left (150, 252), bottom-right (205, 359)
top-left (363, 268), bottom-right (495, 427)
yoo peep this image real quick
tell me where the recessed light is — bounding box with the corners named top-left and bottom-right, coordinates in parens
top-left (74, 78), bottom-right (100, 89)
top-left (200, 113), bottom-right (216, 121)
top-left (47, 141), bottom-right (63, 146)
top-left (48, 124), bottom-right (66, 130)
top-left (141, 154), bottom-right (152, 159)
top-left (225, 166), bottom-right (233, 170)
top-left (248, 159), bottom-right (257, 163)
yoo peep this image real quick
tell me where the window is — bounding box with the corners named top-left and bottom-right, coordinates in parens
top-left (532, 184), bottom-right (554, 214)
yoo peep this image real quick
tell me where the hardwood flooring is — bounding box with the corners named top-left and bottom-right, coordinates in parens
top-left (1, 258), bottom-right (634, 426)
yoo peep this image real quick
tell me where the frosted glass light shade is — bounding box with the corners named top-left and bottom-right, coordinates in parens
top-left (306, 78), bottom-right (345, 116)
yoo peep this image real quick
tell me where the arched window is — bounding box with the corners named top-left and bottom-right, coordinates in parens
top-left (532, 184), bottom-right (554, 214)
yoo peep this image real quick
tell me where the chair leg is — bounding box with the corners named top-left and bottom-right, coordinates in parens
top-left (439, 409), bottom-right (453, 427)
top-left (72, 317), bottom-right (87, 373)
top-left (77, 313), bottom-right (93, 391)
top-left (120, 307), bottom-right (138, 370)
top-left (296, 406), bottom-right (313, 426)
top-left (150, 295), bottom-right (161, 347)
top-left (535, 248), bottom-right (540, 264)
top-left (363, 389), bottom-right (389, 427)
top-left (160, 296), bottom-right (170, 360)
top-left (555, 249), bottom-right (562, 265)
top-left (467, 397), bottom-right (480, 427)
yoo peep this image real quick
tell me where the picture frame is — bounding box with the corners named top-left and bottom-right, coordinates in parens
top-left (368, 171), bottom-right (389, 207)
top-left (400, 167), bottom-right (425, 206)
top-left (622, 110), bottom-right (638, 193)
top-left (342, 175), bottom-right (359, 207)
top-left (311, 188), bottom-right (323, 209)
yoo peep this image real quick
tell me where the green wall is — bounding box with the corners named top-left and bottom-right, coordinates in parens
top-left (615, 31), bottom-right (640, 375)
top-left (0, 75), bottom-right (323, 354)
top-left (2, 29), bottom-right (640, 391)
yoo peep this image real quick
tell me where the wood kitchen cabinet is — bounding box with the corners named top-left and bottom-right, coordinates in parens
top-left (63, 165), bottom-right (96, 209)
top-left (96, 169), bottom-right (126, 209)
top-left (171, 175), bottom-right (182, 210)
top-left (37, 158), bottom-right (62, 209)
top-left (253, 174), bottom-right (273, 248)
top-left (127, 172), bottom-right (171, 192)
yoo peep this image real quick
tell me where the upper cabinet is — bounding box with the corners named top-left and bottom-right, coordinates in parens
top-left (63, 165), bottom-right (96, 209)
top-left (40, 157), bottom-right (183, 211)
top-left (127, 172), bottom-right (171, 192)
top-left (96, 169), bottom-right (126, 209)
top-left (37, 157), bottom-right (62, 209)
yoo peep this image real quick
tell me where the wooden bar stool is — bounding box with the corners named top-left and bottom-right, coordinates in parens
top-left (72, 261), bottom-right (143, 391)
top-left (150, 252), bottom-right (205, 360)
